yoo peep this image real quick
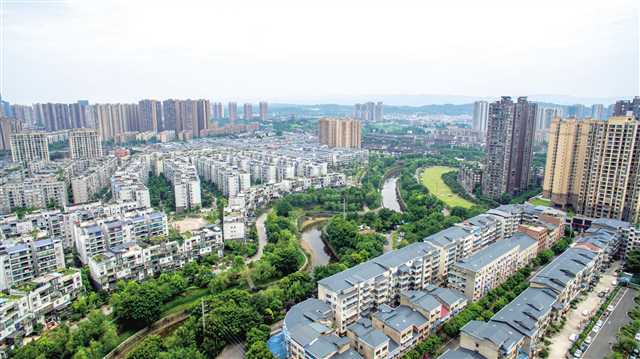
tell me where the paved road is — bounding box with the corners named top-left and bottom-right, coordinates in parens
top-left (248, 211), bottom-right (269, 263)
top-left (583, 287), bottom-right (636, 359)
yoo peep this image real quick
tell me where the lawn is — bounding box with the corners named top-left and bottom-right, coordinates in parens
top-left (420, 166), bottom-right (474, 209)
top-left (529, 197), bottom-right (552, 207)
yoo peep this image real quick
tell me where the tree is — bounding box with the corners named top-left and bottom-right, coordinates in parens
top-left (275, 200), bottom-right (293, 217)
top-left (111, 281), bottom-right (162, 329)
top-left (626, 249), bottom-right (640, 274)
top-left (129, 335), bottom-right (163, 359)
top-left (245, 341), bottom-right (275, 359)
top-left (538, 249), bottom-right (554, 265)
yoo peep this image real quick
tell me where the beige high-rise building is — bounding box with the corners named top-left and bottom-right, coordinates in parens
top-left (544, 116), bottom-right (640, 223)
top-left (543, 117), bottom-right (593, 206)
top-left (10, 132), bottom-right (50, 164)
top-left (318, 117), bottom-right (361, 149)
top-left (69, 128), bottom-right (103, 159)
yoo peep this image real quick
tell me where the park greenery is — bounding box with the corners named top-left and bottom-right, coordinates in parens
top-left (148, 174), bottom-right (175, 212)
top-left (10, 311), bottom-right (122, 359)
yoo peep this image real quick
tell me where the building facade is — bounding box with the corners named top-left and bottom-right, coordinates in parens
top-left (318, 118), bottom-right (362, 149)
top-left (482, 96), bottom-right (537, 200)
top-left (69, 128), bottom-right (103, 159)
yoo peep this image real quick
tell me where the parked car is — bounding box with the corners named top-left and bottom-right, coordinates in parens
top-left (569, 333), bottom-right (578, 342)
top-left (634, 333), bottom-right (640, 341)
top-left (596, 320), bottom-right (604, 327)
top-left (608, 304), bottom-right (615, 311)
top-left (592, 326), bottom-right (600, 334)
top-left (580, 342), bottom-right (588, 352)
top-left (585, 336), bottom-right (592, 345)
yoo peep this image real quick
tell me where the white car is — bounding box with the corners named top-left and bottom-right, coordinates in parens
top-left (585, 336), bottom-right (592, 345)
top-left (635, 333), bottom-right (640, 341)
top-left (574, 349), bottom-right (583, 358)
top-left (608, 305), bottom-right (615, 311)
top-left (592, 326), bottom-right (600, 334)
top-left (596, 320), bottom-right (604, 327)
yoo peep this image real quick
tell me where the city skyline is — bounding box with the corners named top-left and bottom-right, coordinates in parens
top-left (2, 0), bottom-right (638, 104)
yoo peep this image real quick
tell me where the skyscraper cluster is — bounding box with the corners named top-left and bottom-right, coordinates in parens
top-left (543, 114), bottom-right (640, 223)
top-left (161, 99), bottom-right (211, 140)
top-left (318, 118), bottom-right (362, 149)
top-left (354, 102), bottom-right (383, 122)
top-left (33, 102), bottom-right (92, 131)
top-left (482, 96), bottom-right (537, 200)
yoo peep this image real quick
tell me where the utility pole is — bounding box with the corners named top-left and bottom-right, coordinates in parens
top-left (343, 196), bottom-right (346, 219)
top-left (201, 299), bottom-right (206, 332)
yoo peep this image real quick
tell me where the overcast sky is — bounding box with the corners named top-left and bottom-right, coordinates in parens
top-left (2, 0), bottom-right (639, 105)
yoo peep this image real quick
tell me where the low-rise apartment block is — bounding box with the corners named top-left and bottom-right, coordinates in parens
top-left (0, 173), bottom-right (67, 215)
top-left (73, 210), bottom-right (168, 264)
top-left (0, 236), bottom-right (65, 290)
top-left (447, 233), bottom-right (537, 301)
top-left (317, 242), bottom-right (440, 333)
top-left (441, 229), bottom-right (616, 359)
top-left (162, 158), bottom-right (202, 212)
top-left (0, 269), bottom-right (82, 343)
top-left (111, 156), bottom-right (151, 209)
top-left (88, 226), bottom-right (222, 290)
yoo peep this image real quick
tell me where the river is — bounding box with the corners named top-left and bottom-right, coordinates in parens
top-left (381, 176), bottom-right (402, 212)
top-left (300, 222), bottom-right (332, 268)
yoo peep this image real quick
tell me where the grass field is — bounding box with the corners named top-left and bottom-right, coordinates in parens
top-left (528, 197), bottom-right (552, 207)
top-left (420, 166), bottom-right (474, 209)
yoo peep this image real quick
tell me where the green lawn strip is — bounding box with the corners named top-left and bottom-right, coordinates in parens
top-left (570, 285), bottom-right (622, 354)
top-left (159, 287), bottom-right (210, 317)
top-left (529, 197), bottom-right (552, 207)
top-left (420, 166), bottom-right (474, 209)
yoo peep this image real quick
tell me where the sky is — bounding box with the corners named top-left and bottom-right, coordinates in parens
top-left (1, 0), bottom-right (639, 105)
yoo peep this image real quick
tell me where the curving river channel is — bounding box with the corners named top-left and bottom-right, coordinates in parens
top-left (300, 222), bottom-right (332, 268)
top-left (381, 176), bottom-right (402, 212)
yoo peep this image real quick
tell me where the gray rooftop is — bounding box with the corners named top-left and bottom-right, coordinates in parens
top-left (346, 318), bottom-right (389, 349)
top-left (284, 298), bottom-right (333, 348)
top-left (530, 247), bottom-right (597, 294)
top-left (461, 320), bottom-right (523, 354)
top-left (424, 226), bottom-right (472, 248)
top-left (490, 287), bottom-right (558, 337)
top-left (402, 290), bottom-right (441, 312)
top-left (305, 334), bottom-right (352, 359)
top-left (455, 235), bottom-right (536, 273)
top-left (373, 304), bottom-right (428, 333)
top-left (438, 348), bottom-right (489, 359)
top-left (318, 241), bottom-right (436, 293)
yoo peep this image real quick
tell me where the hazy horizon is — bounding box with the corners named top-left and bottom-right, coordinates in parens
top-left (3, 0), bottom-right (639, 105)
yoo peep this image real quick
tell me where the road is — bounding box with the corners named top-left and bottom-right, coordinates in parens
top-left (583, 287), bottom-right (636, 359)
top-left (248, 210), bottom-right (269, 263)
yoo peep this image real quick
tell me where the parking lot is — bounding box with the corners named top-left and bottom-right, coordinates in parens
top-left (546, 263), bottom-right (620, 358)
